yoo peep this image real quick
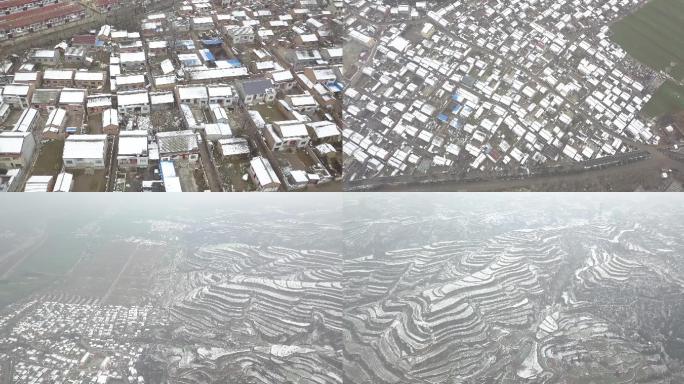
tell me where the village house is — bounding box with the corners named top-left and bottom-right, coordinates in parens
top-left (156, 130), bottom-right (199, 161)
top-left (268, 70), bottom-right (296, 91)
top-left (176, 85), bottom-right (209, 106)
top-left (102, 108), bottom-right (119, 135)
top-left (43, 69), bottom-right (74, 88)
top-left (149, 91), bottom-right (175, 111)
top-left (29, 49), bottom-right (59, 65)
top-left (29, 88), bottom-right (59, 111)
top-left (207, 85), bottom-right (238, 107)
top-left (73, 71), bottom-right (106, 90)
top-left (306, 120), bottom-right (341, 143)
top-left (0, 131), bottom-right (35, 169)
top-left (225, 25), bottom-right (255, 45)
top-left (0, 0), bottom-right (59, 16)
top-left (115, 74), bottom-right (146, 91)
top-left (12, 107), bottom-right (39, 133)
top-left (0, 3), bottom-right (85, 41)
top-left (58, 88), bottom-right (86, 112)
top-left (12, 71), bottom-right (41, 86)
top-left (53, 171), bottom-right (73, 192)
top-left (2, 83), bottom-right (33, 107)
top-left (117, 90), bottom-right (150, 115)
top-left (218, 137), bottom-right (250, 159)
top-left (64, 46), bottom-right (86, 63)
top-left (117, 130), bottom-right (148, 168)
top-left (235, 78), bottom-right (275, 105)
top-left (118, 51), bottom-right (146, 71)
top-left (248, 156), bottom-right (280, 191)
top-left (62, 134), bottom-right (108, 169)
top-left (264, 120), bottom-right (310, 151)
top-left (42, 107), bottom-right (67, 140)
top-left (86, 94), bottom-right (112, 114)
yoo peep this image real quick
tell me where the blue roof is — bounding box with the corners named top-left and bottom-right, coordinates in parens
top-left (201, 39), bottom-right (223, 46)
top-left (452, 92), bottom-right (465, 102)
top-left (160, 161), bottom-right (176, 178)
top-left (227, 58), bottom-right (241, 66)
top-left (437, 113), bottom-right (449, 122)
top-left (328, 82), bottom-right (344, 92)
top-left (200, 49), bottom-right (215, 62)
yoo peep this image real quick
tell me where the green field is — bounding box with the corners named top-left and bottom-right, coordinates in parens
top-left (611, 0), bottom-right (684, 116)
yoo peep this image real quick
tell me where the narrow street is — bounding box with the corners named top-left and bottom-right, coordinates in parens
top-left (197, 130), bottom-right (223, 192)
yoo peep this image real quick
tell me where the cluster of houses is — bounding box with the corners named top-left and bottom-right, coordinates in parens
top-left (0, 0), bottom-right (344, 191)
top-left (0, 0), bottom-right (87, 41)
top-left (1, 301), bottom-right (155, 384)
top-left (344, 0), bottom-right (659, 183)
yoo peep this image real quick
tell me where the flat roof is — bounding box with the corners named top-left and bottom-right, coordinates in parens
top-left (0, 131), bottom-right (30, 154)
top-left (118, 130), bottom-right (147, 156)
top-left (63, 135), bottom-right (107, 159)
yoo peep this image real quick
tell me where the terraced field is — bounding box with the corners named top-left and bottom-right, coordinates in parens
top-left (343, 198), bottom-right (684, 383)
top-left (157, 244), bottom-right (343, 384)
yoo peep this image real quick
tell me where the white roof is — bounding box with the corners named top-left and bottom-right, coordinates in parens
top-left (308, 121), bottom-right (340, 138)
top-left (119, 51), bottom-right (146, 63)
top-left (277, 123), bottom-right (308, 138)
top-left (24, 175), bottom-right (52, 192)
top-left (2, 84), bottom-right (30, 96)
top-left (45, 108), bottom-right (67, 128)
top-left (160, 59), bottom-right (175, 74)
top-left (117, 91), bottom-right (149, 106)
top-left (116, 74), bottom-right (145, 85)
top-left (147, 40), bottom-right (168, 49)
top-left (74, 71), bottom-right (105, 81)
top-left (59, 89), bottom-right (86, 104)
top-left (63, 135), bottom-right (107, 160)
top-left (102, 108), bottom-right (118, 126)
top-left (87, 94), bottom-right (112, 108)
top-left (192, 16), bottom-right (213, 24)
top-left (164, 176), bottom-right (182, 192)
top-left (0, 132), bottom-right (31, 154)
top-left (250, 156), bottom-right (279, 187)
top-left (204, 123), bottom-right (232, 138)
top-left (150, 92), bottom-right (174, 104)
top-left (188, 67), bottom-right (249, 81)
top-left (13, 72), bottom-right (38, 82)
top-left (32, 49), bottom-right (56, 58)
top-left (219, 137), bottom-right (249, 156)
top-left (177, 86), bottom-right (208, 100)
top-left (270, 70), bottom-right (294, 82)
top-left (13, 108), bottom-right (38, 132)
top-left (53, 172), bottom-right (73, 192)
top-left (44, 69), bottom-right (74, 80)
top-left (207, 85), bottom-right (234, 97)
top-left (118, 130), bottom-right (148, 156)
top-left (154, 75), bottom-right (176, 86)
top-left (290, 95), bottom-right (316, 107)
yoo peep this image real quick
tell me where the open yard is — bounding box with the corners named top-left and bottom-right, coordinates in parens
top-left (217, 157), bottom-right (253, 191)
top-left (31, 140), bottom-right (64, 176)
top-left (72, 169), bottom-right (106, 191)
top-left (611, 0), bottom-right (684, 116)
